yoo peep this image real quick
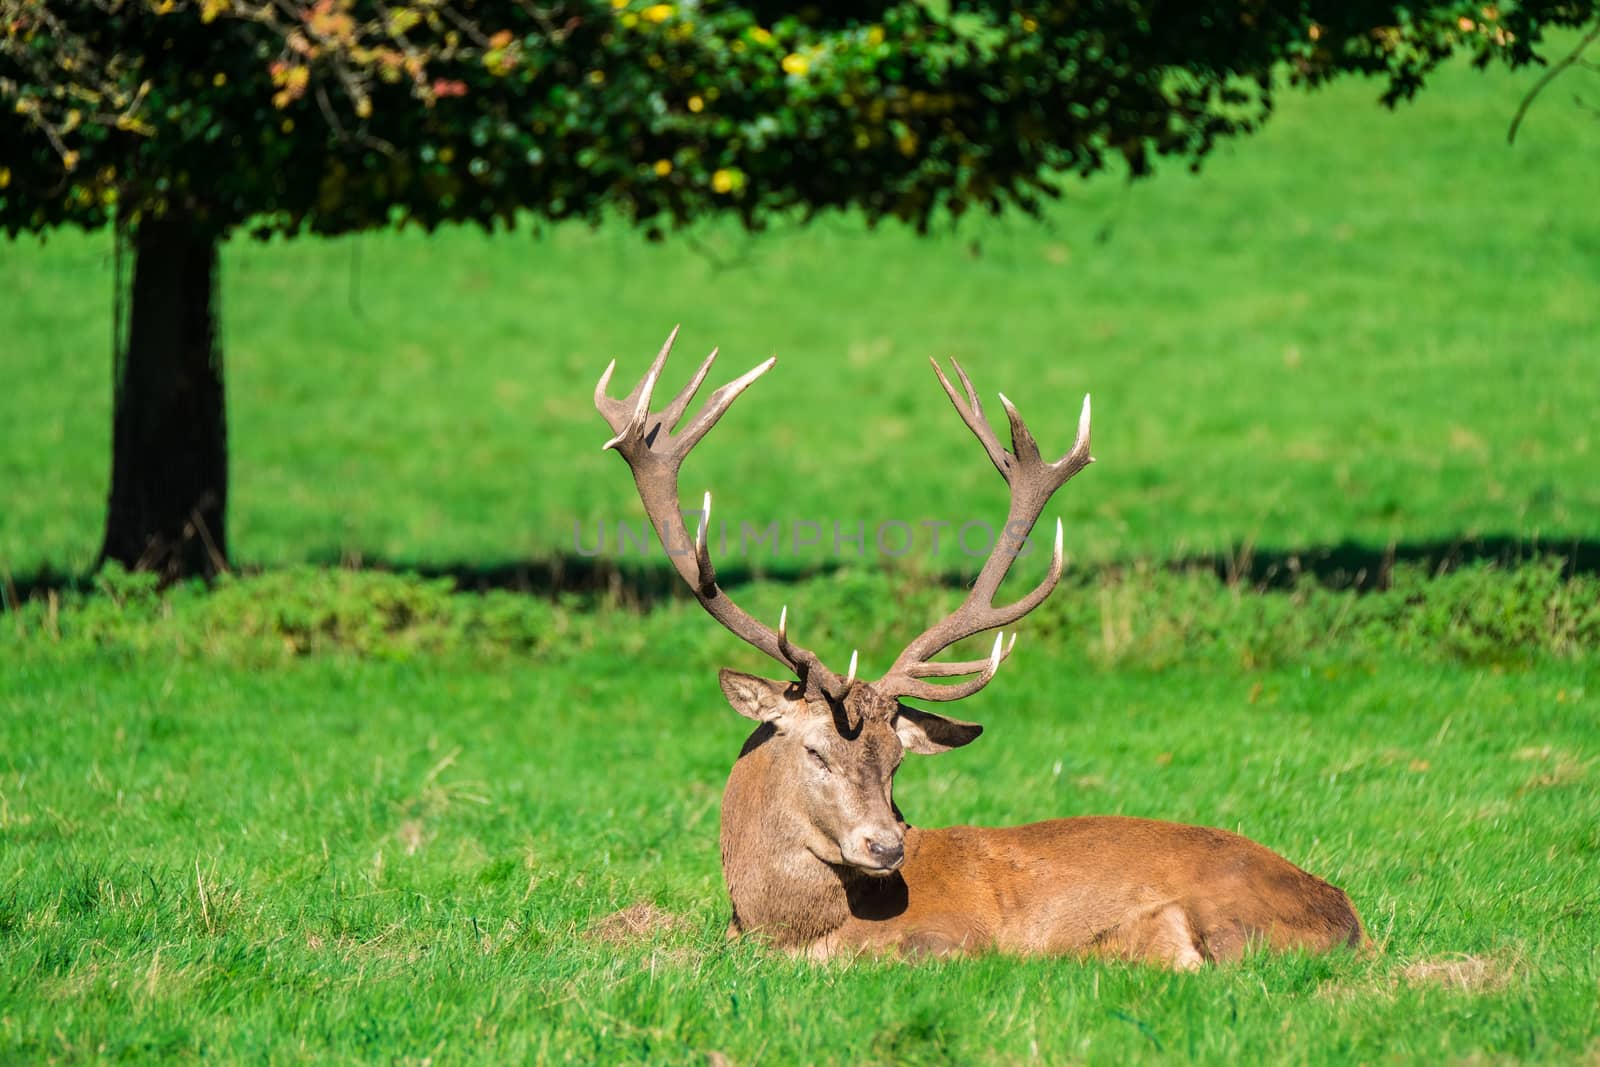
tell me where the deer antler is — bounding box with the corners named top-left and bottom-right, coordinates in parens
top-left (874, 359), bottom-right (1093, 703)
top-left (596, 327), bottom-right (848, 699)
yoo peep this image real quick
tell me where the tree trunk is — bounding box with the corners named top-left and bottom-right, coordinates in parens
top-left (98, 216), bottom-right (228, 581)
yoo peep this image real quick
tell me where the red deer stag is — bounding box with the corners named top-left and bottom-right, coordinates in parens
top-left (595, 328), bottom-right (1364, 967)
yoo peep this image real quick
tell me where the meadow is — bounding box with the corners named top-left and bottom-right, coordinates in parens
top-left (3, 45), bottom-right (1599, 1066)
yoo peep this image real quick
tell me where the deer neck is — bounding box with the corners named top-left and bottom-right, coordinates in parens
top-left (719, 726), bottom-right (857, 947)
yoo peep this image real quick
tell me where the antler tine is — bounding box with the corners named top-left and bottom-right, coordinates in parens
top-left (676, 356), bottom-right (777, 452)
top-left (949, 358), bottom-right (984, 418)
top-left (778, 604), bottom-right (793, 656)
top-left (596, 326), bottom-right (677, 446)
top-left (1007, 516), bottom-right (1066, 612)
top-left (905, 632), bottom-right (1017, 678)
top-left (634, 324), bottom-right (677, 408)
top-left (601, 326), bottom-right (675, 448)
top-left (658, 346), bottom-right (719, 437)
top-left (1059, 393), bottom-right (1094, 474)
top-left (777, 604), bottom-right (817, 692)
top-left (890, 632), bottom-right (1010, 703)
top-left (693, 490), bottom-right (715, 595)
top-left (594, 359), bottom-right (618, 410)
top-left (996, 392), bottom-right (1041, 467)
top-left (931, 358), bottom-right (1010, 478)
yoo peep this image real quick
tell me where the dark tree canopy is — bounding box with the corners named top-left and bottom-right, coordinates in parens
top-left (5, 1), bottom-right (1594, 239)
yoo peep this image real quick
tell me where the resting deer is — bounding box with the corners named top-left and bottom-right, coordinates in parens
top-left (594, 328), bottom-right (1364, 967)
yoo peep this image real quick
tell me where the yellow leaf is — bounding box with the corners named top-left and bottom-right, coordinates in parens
top-left (781, 53), bottom-right (809, 75)
top-left (386, 7), bottom-right (421, 34)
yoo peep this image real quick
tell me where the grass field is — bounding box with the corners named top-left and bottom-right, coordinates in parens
top-left (3, 44), bottom-right (1600, 1067)
top-left (2, 566), bottom-right (1598, 1063)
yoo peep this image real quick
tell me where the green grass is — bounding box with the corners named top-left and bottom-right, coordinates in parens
top-left (2, 568), bottom-right (1598, 1063)
top-left (2, 51), bottom-right (1597, 576)
top-left (4, 44), bottom-right (1600, 1067)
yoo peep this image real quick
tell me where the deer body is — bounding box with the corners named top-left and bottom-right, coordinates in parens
top-left (717, 682), bottom-right (1362, 966)
top-left (596, 328), bottom-right (1364, 968)
top-left (729, 820), bottom-right (1361, 964)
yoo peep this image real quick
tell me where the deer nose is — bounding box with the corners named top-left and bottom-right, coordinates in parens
top-left (866, 837), bottom-right (904, 869)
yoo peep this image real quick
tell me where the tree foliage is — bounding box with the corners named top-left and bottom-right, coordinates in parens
top-left (5, 0), bottom-right (1595, 240)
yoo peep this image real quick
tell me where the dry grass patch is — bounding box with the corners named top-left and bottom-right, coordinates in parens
top-left (1400, 952), bottom-right (1522, 993)
top-left (588, 901), bottom-right (695, 947)
top-left (1512, 745), bottom-right (1595, 793)
top-left (44, 953), bottom-right (214, 1007)
top-left (1316, 950), bottom-right (1525, 1003)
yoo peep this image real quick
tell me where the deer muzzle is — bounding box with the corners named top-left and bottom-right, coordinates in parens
top-left (843, 826), bottom-right (906, 875)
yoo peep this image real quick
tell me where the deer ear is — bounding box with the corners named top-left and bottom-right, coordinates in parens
top-left (719, 670), bottom-right (799, 725)
top-left (894, 704), bottom-right (983, 755)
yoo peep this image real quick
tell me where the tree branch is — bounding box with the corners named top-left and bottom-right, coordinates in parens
top-left (1507, 19), bottom-right (1600, 145)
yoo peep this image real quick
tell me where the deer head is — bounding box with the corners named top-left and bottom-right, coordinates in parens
top-left (713, 673), bottom-right (982, 874)
top-left (595, 328), bottom-right (1091, 878)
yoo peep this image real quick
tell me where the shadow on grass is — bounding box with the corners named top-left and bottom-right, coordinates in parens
top-left (1193, 535), bottom-right (1600, 592)
top-left (345, 554), bottom-right (874, 607)
top-left (0, 554), bottom-right (868, 612)
top-left (5, 534), bottom-right (1599, 611)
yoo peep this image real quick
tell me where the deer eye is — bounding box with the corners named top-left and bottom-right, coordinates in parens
top-left (805, 746), bottom-right (830, 772)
